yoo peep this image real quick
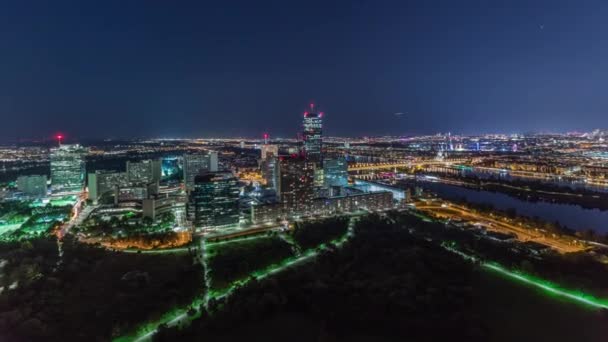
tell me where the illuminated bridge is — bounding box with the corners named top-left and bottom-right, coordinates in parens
top-left (347, 159), bottom-right (471, 172)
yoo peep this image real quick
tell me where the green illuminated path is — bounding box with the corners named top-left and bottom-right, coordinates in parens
top-left (116, 219), bottom-right (356, 342)
top-left (442, 243), bottom-right (608, 310)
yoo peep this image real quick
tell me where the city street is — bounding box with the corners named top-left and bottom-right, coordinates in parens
top-left (414, 201), bottom-right (585, 254)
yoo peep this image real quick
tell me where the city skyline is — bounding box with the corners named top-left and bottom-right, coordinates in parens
top-left (4, 2), bottom-right (608, 341)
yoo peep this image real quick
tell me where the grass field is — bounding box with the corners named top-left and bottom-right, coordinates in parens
top-left (473, 269), bottom-right (608, 342)
top-left (206, 235), bottom-right (294, 291)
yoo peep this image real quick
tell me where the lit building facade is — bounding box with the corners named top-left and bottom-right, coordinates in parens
top-left (323, 157), bottom-right (348, 188)
top-left (88, 171), bottom-right (128, 204)
top-left (302, 104), bottom-right (323, 165)
top-left (310, 191), bottom-right (393, 216)
top-left (183, 152), bottom-right (219, 191)
top-left (260, 144), bottom-right (279, 161)
top-left (126, 159), bottom-right (162, 184)
top-left (188, 172), bottom-right (240, 228)
top-left (16, 175), bottom-right (47, 197)
top-left (143, 194), bottom-right (187, 223)
top-left (250, 191), bottom-right (393, 224)
top-left (261, 156), bottom-right (279, 190)
top-left (277, 156), bottom-right (315, 214)
top-left (50, 144), bottom-right (87, 194)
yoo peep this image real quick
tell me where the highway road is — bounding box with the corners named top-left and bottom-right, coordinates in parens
top-left (414, 201), bottom-right (585, 254)
top-left (57, 193), bottom-right (95, 239)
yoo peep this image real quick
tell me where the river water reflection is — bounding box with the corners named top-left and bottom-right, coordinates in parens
top-left (418, 180), bottom-right (608, 234)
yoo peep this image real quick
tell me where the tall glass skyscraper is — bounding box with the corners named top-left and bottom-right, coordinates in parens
top-left (302, 104), bottom-right (323, 165)
top-left (17, 175), bottom-right (48, 197)
top-left (323, 157), bottom-right (348, 187)
top-left (126, 159), bottom-right (162, 184)
top-left (50, 144), bottom-right (87, 194)
top-left (188, 172), bottom-right (240, 228)
top-left (183, 152), bottom-right (219, 191)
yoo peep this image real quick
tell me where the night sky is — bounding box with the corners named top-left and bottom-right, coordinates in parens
top-left (1, 0), bottom-right (608, 141)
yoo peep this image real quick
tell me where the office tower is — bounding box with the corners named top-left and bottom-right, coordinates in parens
top-left (88, 170), bottom-right (128, 204)
top-left (188, 172), bottom-right (240, 228)
top-left (183, 154), bottom-right (210, 190)
top-left (323, 157), bottom-right (348, 188)
top-left (143, 195), bottom-right (187, 222)
top-left (277, 155), bottom-right (314, 214)
top-left (183, 152), bottom-right (219, 190)
top-left (302, 103), bottom-right (323, 165)
top-left (313, 167), bottom-right (324, 187)
top-left (260, 144), bottom-right (279, 161)
top-left (261, 156), bottom-right (279, 190)
top-left (50, 144), bottom-right (87, 194)
top-left (208, 151), bottom-right (219, 172)
top-left (126, 159), bottom-right (161, 184)
top-left (16, 175), bottom-right (47, 197)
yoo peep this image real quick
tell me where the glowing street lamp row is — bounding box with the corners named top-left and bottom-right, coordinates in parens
top-left (117, 226), bottom-right (355, 342)
top-left (441, 242), bottom-right (608, 310)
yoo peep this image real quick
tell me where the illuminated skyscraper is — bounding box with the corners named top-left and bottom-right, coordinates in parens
top-left (17, 175), bottom-right (47, 197)
top-left (261, 156), bottom-right (279, 190)
top-left (277, 155), bottom-right (314, 214)
top-left (260, 144), bottom-right (279, 161)
top-left (208, 151), bottom-right (219, 172)
top-left (50, 144), bottom-right (87, 194)
top-left (88, 170), bottom-right (128, 204)
top-left (188, 172), bottom-right (240, 228)
top-left (126, 159), bottom-right (162, 184)
top-left (183, 152), bottom-right (219, 191)
top-left (323, 157), bottom-right (348, 188)
top-left (302, 103), bottom-right (323, 165)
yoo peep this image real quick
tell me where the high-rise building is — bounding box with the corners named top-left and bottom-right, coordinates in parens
top-left (16, 175), bottom-right (47, 197)
top-left (143, 195), bottom-right (187, 222)
top-left (260, 144), bottom-right (279, 190)
top-left (88, 171), bottom-right (128, 204)
top-left (277, 155), bottom-right (314, 214)
top-left (302, 103), bottom-right (323, 165)
top-left (260, 144), bottom-right (279, 161)
top-left (50, 144), bottom-right (87, 194)
top-left (183, 152), bottom-right (219, 190)
top-left (188, 172), bottom-right (240, 228)
top-left (323, 157), bottom-right (348, 188)
top-left (126, 159), bottom-right (162, 184)
top-left (208, 151), bottom-right (219, 172)
top-left (261, 156), bottom-right (279, 190)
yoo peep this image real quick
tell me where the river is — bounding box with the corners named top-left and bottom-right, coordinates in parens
top-left (417, 180), bottom-right (608, 233)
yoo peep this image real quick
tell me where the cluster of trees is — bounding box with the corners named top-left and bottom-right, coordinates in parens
top-left (77, 211), bottom-right (177, 237)
top-left (101, 231), bottom-right (192, 250)
top-left (207, 235), bottom-right (294, 291)
top-left (156, 214), bottom-right (486, 341)
top-left (0, 203), bottom-right (71, 241)
top-left (292, 216), bottom-right (349, 250)
top-left (0, 201), bottom-right (31, 223)
top-left (391, 211), bottom-right (608, 299)
top-left (0, 236), bottom-right (204, 341)
top-left (0, 238), bottom-right (58, 292)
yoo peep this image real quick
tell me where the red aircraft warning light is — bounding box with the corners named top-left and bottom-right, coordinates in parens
top-left (55, 134), bottom-right (64, 145)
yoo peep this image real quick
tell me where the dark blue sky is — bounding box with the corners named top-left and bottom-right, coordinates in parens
top-left (1, 0), bottom-right (607, 141)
